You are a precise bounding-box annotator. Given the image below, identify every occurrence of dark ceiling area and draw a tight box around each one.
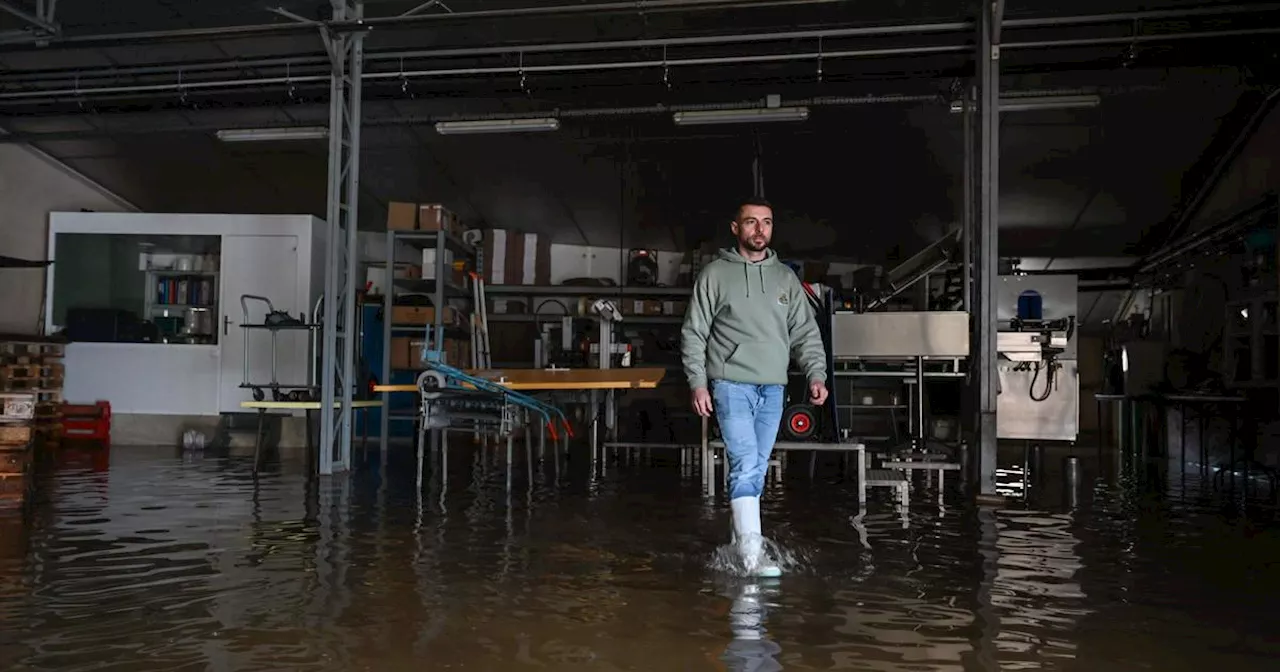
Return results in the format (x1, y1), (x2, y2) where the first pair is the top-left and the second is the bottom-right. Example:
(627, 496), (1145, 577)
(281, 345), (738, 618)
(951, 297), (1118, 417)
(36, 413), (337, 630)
(0, 0), (1278, 261)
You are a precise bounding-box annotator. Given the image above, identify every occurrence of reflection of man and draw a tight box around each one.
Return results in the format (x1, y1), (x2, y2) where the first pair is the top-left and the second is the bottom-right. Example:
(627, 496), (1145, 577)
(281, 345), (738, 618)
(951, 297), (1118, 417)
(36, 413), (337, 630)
(722, 582), (784, 672)
(681, 197), (829, 577)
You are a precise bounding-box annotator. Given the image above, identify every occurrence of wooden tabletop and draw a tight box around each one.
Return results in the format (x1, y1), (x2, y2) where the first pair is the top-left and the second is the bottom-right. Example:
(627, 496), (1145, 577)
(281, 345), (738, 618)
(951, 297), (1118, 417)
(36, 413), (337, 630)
(240, 400), (384, 410)
(373, 367), (666, 393)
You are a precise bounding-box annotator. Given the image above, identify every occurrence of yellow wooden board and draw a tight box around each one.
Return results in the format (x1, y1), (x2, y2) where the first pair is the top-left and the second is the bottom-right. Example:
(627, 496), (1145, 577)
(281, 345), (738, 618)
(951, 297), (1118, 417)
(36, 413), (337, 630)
(373, 367), (666, 393)
(239, 400), (384, 410)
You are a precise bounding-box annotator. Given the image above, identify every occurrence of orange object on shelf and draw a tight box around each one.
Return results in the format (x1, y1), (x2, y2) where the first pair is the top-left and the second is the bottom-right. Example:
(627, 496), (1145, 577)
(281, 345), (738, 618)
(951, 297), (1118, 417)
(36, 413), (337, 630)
(61, 401), (111, 446)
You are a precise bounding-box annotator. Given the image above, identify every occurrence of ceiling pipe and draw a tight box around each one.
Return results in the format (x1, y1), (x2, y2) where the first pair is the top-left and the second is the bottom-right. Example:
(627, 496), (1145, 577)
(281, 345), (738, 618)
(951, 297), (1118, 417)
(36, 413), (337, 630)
(2, 19), (1277, 104)
(0, 0), (864, 49)
(4, 3), (1280, 84)
(7, 23), (1280, 101)
(0, 45), (974, 100)
(0, 1), (1274, 55)
(0, 93), (949, 141)
(0, 22), (973, 85)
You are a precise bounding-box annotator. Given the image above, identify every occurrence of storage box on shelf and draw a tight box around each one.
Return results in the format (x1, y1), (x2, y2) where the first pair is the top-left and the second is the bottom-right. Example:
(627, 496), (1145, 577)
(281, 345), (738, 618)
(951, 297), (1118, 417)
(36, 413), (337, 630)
(479, 229), (550, 286)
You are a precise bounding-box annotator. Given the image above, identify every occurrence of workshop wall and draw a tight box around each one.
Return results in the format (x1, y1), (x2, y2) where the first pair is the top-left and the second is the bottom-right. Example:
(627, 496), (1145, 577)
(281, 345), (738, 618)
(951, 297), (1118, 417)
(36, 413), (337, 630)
(0, 143), (135, 335)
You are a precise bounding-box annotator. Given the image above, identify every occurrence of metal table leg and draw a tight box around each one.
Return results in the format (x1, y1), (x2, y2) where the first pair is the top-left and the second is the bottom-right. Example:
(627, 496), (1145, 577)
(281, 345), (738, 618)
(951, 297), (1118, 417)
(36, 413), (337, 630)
(253, 408), (266, 476)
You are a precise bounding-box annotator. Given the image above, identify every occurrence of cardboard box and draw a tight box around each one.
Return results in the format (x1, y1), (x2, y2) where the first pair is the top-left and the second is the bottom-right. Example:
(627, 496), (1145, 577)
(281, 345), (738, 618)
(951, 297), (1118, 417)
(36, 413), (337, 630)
(443, 338), (473, 367)
(419, 204), (461, 235)
(663, 300), (688, 316)
(481, 229), (551, 285)
(391, 305), (459, 326)
(387, 202), (418, 231)
(390, 336), (428, 369)
(365, 263), (422, 296)
(624, 299), (664, 316)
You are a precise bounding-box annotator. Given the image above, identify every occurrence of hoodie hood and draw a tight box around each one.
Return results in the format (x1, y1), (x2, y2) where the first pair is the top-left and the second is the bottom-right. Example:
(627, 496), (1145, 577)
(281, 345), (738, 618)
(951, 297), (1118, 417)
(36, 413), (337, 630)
(717, 246), (779, 297)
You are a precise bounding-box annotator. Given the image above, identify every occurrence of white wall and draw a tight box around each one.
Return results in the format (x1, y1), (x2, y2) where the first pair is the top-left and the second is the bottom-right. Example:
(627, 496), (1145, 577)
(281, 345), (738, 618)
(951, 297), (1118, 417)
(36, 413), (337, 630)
(0, 143), (136, 334)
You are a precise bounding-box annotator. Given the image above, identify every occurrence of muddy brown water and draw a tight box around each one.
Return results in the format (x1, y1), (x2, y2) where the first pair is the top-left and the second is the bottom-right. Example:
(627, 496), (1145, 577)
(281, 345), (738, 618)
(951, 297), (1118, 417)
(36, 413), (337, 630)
(1, 444), (1278, 671)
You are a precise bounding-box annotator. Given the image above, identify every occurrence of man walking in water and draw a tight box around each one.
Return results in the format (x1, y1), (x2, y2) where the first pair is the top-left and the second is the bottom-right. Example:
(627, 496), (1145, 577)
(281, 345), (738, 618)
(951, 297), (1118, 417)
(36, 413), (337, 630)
(681, 197), (829, 577)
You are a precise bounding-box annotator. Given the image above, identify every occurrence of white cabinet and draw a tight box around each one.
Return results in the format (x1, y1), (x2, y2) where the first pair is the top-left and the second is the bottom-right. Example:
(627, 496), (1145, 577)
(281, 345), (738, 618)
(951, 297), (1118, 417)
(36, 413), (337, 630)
(48, 213), (325, 417)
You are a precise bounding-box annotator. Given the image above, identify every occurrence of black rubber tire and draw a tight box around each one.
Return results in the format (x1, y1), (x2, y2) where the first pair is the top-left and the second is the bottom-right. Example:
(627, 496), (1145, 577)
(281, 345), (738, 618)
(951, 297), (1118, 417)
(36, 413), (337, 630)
(781, 404), (817, 441)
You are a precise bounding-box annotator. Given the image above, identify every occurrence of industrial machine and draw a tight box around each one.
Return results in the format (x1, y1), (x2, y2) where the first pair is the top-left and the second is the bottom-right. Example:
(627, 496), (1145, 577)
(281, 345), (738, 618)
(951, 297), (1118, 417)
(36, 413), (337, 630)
(532, 298), (632, 370)
(995, 275), (1079, 442)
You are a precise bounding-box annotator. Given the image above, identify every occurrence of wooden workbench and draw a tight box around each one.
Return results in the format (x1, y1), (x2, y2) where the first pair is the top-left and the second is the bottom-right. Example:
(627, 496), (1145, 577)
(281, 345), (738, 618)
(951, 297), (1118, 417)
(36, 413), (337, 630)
(239, 400), (383, 474)
(373, 367), (666, 393)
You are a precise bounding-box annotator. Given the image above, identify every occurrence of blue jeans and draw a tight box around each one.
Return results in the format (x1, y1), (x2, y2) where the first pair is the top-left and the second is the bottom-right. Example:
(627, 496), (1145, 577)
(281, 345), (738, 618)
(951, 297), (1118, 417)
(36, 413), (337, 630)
(712, 380), (785, 499)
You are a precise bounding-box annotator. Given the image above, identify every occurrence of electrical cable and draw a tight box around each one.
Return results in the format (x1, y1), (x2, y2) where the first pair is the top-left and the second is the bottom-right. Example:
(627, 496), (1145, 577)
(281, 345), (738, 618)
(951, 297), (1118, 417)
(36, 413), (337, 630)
(1029, 360), (1057, 402)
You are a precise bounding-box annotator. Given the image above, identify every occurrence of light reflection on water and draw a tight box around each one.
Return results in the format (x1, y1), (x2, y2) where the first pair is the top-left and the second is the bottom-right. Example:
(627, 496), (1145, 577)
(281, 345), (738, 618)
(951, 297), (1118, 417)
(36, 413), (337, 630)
(0, 444), (1278, 670)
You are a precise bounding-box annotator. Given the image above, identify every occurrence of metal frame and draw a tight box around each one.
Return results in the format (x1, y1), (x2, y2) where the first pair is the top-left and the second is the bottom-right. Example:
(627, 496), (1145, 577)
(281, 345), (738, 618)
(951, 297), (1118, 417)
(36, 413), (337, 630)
(0, 0), (58, 36)
(318, 0), (366, 475)
(378, 227), (477, 454)
(972, 0), (1003, 497)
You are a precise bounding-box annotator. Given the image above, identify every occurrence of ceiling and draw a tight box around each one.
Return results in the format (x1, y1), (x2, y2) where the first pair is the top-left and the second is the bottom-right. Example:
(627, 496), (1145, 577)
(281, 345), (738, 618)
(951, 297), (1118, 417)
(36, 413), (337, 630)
(0, 0), (1278, 262)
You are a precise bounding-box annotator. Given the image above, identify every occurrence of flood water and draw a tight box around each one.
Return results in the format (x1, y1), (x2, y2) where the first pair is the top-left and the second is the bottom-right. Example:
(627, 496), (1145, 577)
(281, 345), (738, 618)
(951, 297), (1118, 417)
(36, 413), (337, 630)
(2, 443), (1279, 671)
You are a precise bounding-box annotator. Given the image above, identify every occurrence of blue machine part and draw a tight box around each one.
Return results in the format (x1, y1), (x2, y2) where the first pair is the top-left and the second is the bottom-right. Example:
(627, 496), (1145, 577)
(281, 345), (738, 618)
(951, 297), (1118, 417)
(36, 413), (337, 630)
(355, 303), (418, 439)
(1017, 289), (1044, 321)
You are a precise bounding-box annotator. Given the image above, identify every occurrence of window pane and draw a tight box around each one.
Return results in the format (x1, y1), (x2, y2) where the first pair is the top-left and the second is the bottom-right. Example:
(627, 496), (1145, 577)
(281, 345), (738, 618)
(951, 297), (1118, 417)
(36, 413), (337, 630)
(51, 233), (221, 345)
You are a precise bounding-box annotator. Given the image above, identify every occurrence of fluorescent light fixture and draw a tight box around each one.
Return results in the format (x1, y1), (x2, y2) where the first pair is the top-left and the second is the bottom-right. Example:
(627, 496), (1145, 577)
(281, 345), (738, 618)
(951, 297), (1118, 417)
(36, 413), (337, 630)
(215, 126), (329, 142)
(949, 95), (1101, 114)
(434, 118), (561, 135)
(672, 106), (810, 126)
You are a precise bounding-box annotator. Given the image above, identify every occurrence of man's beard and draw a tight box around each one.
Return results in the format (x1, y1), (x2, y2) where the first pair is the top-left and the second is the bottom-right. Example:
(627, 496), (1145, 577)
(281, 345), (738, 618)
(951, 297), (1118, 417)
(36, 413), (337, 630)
(741, 237), (768, 252)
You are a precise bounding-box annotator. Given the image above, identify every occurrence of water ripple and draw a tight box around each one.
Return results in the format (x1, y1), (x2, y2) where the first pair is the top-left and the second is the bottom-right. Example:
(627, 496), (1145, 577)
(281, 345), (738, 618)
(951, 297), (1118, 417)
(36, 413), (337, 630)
(0, 446), (1278, 670)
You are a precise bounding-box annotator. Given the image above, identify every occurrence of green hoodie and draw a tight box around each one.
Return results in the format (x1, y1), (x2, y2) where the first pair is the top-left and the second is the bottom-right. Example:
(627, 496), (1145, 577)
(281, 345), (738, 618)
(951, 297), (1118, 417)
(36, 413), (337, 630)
(681, 247), (828, 390)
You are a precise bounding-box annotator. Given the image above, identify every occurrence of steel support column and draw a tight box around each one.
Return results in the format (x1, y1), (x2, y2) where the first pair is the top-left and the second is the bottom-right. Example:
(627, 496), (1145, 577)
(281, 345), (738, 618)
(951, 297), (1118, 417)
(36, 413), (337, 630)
(318, 0), (365, 475)
(973, 0), (1003, 498)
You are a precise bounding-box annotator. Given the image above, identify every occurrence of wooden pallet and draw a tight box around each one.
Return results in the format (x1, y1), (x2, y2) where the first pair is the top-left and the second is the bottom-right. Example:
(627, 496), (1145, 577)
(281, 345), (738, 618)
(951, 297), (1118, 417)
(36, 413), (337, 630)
(0, 448), (31, 474)
(1, 393), (35, 423)
(0, 472), (30, 499)
(0, 363), (64, 379)
(0, 424), (33, 446)
(0, 341), (65, 358)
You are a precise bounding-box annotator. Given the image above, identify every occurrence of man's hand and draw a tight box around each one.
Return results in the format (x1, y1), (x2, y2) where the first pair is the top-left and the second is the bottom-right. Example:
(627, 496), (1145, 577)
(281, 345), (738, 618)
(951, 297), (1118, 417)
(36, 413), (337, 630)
(692, 387), (714, 417)
(808, 381), (829, 406)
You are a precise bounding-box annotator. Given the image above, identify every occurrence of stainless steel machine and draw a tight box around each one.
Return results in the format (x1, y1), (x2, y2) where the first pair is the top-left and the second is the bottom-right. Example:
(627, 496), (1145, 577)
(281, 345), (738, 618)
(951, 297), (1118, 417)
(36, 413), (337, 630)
(831, 311), (970, 450)
(995, 275), (1079, 442)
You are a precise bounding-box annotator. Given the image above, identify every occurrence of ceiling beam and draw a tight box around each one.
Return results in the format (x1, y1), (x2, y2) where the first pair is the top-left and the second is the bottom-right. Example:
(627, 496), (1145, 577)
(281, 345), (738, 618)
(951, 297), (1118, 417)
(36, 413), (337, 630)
(0, 1), (58, 35)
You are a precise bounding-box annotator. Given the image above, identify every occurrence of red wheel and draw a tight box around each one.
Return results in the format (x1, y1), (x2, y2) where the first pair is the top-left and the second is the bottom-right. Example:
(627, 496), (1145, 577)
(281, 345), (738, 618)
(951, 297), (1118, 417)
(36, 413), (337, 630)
(782, 404), (817, 440)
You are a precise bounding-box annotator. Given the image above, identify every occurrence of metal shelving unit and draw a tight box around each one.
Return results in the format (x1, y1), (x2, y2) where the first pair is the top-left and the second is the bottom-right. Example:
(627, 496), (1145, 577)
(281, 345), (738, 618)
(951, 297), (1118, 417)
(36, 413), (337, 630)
(379, 229), (477, 448)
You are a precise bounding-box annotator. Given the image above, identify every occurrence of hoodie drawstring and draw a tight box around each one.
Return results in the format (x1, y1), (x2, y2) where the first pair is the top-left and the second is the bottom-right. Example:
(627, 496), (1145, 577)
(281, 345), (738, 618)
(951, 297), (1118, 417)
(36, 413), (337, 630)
(742, 264), (767, 298)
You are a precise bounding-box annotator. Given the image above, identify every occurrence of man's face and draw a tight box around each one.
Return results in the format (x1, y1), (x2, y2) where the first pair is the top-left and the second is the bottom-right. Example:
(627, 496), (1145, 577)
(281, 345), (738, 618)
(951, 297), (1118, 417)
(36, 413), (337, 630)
(731, 205), (773, 253)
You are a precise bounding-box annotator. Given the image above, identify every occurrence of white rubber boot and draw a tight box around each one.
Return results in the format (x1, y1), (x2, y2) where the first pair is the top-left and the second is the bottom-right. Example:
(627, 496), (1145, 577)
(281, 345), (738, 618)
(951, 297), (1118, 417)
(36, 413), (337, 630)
(730, 496), (781, 578)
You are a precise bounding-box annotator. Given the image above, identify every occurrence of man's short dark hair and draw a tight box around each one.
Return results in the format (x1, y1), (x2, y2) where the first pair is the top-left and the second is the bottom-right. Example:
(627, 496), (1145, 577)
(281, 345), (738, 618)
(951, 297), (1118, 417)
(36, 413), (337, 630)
(735, 197), (772, 222)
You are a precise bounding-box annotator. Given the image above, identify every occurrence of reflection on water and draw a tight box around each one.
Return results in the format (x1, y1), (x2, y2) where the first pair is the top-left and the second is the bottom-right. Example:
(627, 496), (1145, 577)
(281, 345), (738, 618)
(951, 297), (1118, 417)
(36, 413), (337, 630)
(1, 444), (1279, 670)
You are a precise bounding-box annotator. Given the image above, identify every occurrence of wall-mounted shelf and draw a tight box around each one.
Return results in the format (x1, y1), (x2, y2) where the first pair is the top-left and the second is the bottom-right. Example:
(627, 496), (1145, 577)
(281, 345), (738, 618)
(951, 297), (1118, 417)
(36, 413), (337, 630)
(485, 284), (691, 298)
